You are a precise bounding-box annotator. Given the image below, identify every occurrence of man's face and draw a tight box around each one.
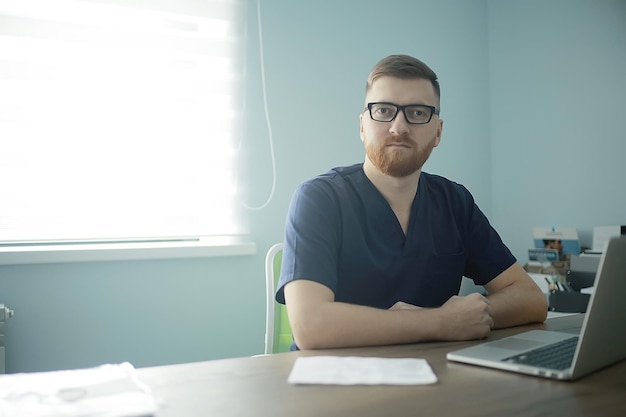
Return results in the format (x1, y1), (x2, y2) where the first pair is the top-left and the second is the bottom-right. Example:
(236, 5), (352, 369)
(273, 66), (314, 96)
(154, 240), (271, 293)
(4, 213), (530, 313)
(360, 76), (443, 178)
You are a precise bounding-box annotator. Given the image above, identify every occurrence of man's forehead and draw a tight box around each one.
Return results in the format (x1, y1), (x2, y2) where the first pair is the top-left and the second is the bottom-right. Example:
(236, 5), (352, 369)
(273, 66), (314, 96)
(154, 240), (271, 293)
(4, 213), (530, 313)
(366, 76), (437, 103)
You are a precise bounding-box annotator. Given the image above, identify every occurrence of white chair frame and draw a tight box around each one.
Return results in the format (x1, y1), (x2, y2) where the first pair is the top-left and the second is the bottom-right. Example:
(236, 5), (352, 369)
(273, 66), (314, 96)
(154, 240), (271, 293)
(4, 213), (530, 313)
(264, 243), (283, 354)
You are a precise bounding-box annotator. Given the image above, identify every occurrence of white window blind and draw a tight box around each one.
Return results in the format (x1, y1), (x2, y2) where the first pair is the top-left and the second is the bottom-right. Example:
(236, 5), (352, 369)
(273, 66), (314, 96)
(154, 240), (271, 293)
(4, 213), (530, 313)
(0, 0), (246, 244)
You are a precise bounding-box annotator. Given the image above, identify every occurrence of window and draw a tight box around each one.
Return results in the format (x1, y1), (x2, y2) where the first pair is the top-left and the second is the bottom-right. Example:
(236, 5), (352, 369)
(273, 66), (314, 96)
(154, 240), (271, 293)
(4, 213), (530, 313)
(0, 0), (247, 251)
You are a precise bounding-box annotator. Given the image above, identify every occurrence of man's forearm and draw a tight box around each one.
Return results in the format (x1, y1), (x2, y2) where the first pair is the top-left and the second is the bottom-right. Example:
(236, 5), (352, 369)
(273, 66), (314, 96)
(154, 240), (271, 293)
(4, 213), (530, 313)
(291, 301), (439, 349)
(486, 281), (548, 329)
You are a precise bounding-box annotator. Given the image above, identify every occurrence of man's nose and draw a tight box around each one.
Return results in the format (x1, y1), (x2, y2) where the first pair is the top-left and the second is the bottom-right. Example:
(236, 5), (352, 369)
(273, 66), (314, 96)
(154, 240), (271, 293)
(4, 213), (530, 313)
(389, 110), (410, 134)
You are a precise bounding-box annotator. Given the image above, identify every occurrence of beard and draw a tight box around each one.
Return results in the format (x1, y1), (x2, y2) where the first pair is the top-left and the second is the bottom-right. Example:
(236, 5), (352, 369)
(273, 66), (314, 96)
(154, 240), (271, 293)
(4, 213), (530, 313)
(365, 133), (437, 178)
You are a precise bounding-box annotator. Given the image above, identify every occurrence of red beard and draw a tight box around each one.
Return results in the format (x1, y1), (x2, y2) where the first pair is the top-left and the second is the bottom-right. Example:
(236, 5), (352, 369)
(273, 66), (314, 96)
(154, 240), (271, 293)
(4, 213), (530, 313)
(365, 133), (435, 178)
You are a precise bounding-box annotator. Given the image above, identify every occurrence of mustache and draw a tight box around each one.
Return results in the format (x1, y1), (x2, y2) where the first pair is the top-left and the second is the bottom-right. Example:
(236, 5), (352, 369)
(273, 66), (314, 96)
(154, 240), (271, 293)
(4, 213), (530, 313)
(383, 134), (413, 146)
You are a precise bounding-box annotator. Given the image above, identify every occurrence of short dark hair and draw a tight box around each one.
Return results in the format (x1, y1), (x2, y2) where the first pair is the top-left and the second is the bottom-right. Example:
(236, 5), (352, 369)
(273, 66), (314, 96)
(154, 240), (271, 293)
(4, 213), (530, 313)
(366, 54), (440, 102)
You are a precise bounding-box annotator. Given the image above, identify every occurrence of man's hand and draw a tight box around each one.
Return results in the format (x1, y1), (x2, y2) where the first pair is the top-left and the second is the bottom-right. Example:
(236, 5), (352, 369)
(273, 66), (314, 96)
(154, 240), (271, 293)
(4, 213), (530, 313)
(389, 301), (423, 311)
(389, 295), (492, 340)
(436, 293), (493, 340)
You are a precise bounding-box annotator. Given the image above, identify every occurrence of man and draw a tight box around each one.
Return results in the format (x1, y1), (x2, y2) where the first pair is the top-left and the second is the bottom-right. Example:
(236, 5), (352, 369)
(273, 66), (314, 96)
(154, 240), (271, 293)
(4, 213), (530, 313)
(276, 54), (547, 350)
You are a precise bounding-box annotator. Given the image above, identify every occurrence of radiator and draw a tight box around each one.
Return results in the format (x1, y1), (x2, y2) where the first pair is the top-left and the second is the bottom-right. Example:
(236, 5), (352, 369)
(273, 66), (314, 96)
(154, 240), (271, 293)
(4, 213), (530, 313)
(0, 304), (14, 374)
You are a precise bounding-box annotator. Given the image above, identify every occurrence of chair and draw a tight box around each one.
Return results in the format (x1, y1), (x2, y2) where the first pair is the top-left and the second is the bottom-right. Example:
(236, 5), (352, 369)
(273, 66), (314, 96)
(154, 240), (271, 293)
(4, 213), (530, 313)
(264, 243), (293, 354)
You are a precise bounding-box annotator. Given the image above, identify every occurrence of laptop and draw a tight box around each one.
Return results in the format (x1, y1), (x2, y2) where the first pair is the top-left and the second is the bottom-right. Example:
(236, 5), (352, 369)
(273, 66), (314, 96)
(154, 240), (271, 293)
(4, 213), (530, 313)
(447, 235), (626, 380)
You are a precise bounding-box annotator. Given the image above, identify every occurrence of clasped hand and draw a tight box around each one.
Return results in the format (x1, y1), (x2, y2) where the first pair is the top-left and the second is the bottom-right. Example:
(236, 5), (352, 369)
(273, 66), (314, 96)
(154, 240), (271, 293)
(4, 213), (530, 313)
(389, 293), (493, 340)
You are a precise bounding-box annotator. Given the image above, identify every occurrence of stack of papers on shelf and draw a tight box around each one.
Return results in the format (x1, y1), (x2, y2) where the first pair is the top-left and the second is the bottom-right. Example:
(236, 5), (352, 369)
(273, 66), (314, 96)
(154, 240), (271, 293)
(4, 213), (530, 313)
(287, 356), (438, 385)
(591, 225), (626, 253)
(0, 362), (157, 417)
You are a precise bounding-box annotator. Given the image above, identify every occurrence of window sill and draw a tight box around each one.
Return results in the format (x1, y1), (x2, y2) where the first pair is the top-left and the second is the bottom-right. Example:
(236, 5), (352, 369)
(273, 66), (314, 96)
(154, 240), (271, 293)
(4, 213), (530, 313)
(0, 236), (257, 265)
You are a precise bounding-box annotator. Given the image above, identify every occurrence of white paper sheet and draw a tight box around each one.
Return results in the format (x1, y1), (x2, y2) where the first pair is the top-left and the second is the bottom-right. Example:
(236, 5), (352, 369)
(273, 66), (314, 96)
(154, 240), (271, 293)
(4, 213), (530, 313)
(592, 225), (623, 252)
(0, 362), (157, 417)
(287, 356), (438, 385)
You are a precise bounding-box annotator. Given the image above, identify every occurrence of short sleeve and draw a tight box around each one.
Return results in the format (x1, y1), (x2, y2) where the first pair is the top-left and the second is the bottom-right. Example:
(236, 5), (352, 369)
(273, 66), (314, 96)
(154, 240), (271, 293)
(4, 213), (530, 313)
(275, 179), (343, 304)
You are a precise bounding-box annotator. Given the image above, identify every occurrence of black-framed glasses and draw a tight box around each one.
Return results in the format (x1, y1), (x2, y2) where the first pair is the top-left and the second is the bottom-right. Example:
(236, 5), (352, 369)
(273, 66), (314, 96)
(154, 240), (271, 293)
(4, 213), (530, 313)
(365, 102), (440, 124)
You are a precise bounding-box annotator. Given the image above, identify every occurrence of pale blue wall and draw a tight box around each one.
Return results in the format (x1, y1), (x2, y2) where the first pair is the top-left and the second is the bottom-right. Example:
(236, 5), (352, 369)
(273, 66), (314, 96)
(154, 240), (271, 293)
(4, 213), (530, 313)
(0, 0), (624, 373)
(488, 0), (626, 260)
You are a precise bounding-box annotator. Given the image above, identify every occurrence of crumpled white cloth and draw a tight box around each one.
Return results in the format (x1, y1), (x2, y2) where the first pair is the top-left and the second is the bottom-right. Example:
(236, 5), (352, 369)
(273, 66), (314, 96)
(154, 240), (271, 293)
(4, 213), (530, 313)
(0, 362), (157, 417)
(287, 356), (438, 385)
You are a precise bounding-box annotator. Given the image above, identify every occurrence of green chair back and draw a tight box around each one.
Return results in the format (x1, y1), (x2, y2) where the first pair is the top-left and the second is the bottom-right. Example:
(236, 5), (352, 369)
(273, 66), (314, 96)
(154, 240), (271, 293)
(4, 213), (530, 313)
(265, 244), (292, 353)
(272, 249), (292, 353)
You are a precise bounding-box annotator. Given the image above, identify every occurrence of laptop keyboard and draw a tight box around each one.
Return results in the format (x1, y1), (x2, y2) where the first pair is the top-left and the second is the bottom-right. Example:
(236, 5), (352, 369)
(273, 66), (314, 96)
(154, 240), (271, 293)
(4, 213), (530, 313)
(502, 336), (579, 370)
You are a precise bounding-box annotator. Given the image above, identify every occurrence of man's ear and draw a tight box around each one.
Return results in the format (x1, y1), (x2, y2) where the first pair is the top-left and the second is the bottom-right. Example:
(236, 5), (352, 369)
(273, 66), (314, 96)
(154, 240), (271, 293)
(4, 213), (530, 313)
(434, 118), (443, 147)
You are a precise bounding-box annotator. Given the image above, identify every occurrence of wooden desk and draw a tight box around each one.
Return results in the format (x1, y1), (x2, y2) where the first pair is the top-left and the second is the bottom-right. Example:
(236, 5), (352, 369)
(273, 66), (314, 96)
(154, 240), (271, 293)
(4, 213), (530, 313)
(138, 315), (626, 417)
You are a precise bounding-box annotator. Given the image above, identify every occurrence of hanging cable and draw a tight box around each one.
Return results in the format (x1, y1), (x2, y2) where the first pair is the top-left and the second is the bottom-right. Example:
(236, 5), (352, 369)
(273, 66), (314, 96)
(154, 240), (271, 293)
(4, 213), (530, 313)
(240, 0), (276, 211)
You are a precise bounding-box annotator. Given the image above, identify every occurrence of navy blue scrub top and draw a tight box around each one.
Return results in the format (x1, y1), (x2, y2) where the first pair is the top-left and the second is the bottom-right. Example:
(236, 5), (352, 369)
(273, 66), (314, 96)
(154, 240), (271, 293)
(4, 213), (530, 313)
(276, 164), (515, 310)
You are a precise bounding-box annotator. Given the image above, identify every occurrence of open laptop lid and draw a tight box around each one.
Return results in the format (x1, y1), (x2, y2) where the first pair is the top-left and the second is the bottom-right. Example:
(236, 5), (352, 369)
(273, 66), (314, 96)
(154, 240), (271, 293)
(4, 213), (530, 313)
(570, 235), (626, 379)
